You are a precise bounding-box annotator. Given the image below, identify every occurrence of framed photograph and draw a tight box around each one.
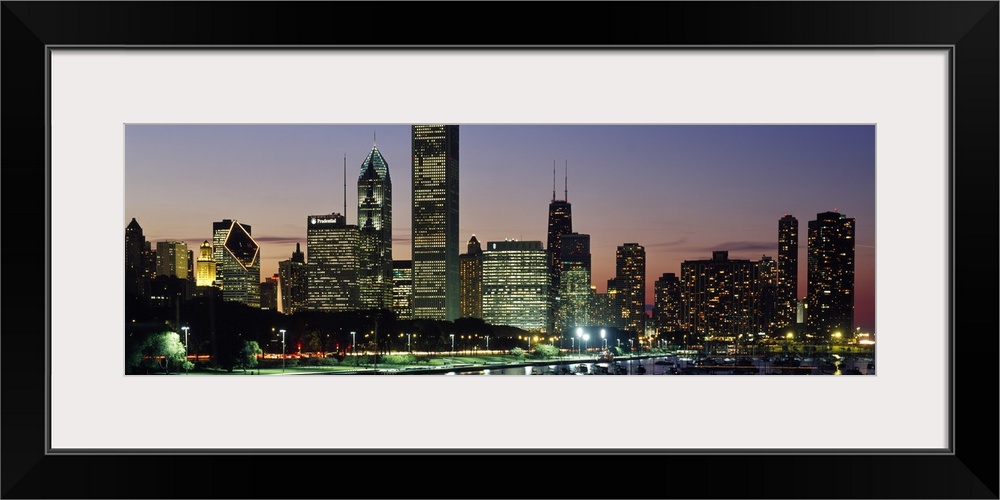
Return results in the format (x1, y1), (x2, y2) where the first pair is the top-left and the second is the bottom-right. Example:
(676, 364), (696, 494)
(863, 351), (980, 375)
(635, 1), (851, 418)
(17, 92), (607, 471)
(3, 2), (996, 498)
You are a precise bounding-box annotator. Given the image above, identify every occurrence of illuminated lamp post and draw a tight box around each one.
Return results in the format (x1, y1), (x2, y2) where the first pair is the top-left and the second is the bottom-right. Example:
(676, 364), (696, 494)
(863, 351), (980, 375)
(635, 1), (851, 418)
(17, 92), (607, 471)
(600, 329), (607, 350)
(351, 331), (357, 367)
(575, 328), (583, 355)
(280, 329), (286, 373)
(583, 333), (590, 357)
(181, 326), (189, 374)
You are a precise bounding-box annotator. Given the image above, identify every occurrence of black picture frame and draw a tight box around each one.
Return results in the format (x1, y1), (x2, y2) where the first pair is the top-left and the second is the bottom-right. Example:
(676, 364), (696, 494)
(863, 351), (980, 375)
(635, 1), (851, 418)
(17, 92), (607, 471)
(3, 2), (997, 499)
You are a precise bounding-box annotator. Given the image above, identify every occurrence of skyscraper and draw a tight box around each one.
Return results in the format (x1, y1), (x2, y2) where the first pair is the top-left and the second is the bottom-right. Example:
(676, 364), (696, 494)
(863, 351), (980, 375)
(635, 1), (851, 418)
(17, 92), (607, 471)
(482, 240), (549, 332)
(357, 142), (392, 310)
(195, 240), (217, 287)
(680, 251), (755, 342)
(305, 213), (359, 312)
(212, 219), (261, 307)
(776, 215), (799, 329)
(392, 260), (414, 320)
(653, 273), (681, 337)
(459, 235), (484, 319)
(411, 125), (459, 320)
(807, 211), (855, 339)
(260, 274), (280, 311)
(556, 232), (591, 333)
(615, 243), (646, 334)
(155, 241), (189, 280)
(125, 218), (147, 297)
(546, 161), (573, 332)
(278, 243), (307, 315)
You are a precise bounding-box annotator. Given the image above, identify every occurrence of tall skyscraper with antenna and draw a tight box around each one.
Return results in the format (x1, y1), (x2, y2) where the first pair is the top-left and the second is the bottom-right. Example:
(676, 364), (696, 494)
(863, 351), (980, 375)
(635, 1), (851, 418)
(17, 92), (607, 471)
(547, 160), (572, 334)
(412, 125), (460, 320)
(357, 139), (392, 310)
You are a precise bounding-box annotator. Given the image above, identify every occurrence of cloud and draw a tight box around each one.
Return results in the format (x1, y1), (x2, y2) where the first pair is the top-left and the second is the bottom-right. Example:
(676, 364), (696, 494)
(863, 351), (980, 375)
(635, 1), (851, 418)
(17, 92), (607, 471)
(644, 238), (687, 248)
(692, 241), (775, 253)
(249, 235), (303, 244)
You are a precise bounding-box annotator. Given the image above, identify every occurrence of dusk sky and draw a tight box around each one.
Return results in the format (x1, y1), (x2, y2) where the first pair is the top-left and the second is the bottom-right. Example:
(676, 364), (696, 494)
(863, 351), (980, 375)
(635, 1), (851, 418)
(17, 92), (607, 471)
(124, 124), (876, 331)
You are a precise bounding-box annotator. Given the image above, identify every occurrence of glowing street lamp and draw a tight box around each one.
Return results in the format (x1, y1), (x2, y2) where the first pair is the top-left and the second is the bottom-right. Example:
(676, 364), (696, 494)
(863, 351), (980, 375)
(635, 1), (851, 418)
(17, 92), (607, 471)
(406, 333), (412, 352)
(280, 329), (286, 373)
(575, 328), (583, 354)
(583, 333), (590, 356)
(600, 329), (606, 350)
(485, 335), (490, 352)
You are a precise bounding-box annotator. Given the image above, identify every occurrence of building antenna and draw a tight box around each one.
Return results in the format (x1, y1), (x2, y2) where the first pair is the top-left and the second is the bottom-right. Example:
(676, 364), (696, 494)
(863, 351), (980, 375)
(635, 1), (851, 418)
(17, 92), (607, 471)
(564, 159), (568, 201)
(552, 159), (556, 202)
(343, 154), (347, 220)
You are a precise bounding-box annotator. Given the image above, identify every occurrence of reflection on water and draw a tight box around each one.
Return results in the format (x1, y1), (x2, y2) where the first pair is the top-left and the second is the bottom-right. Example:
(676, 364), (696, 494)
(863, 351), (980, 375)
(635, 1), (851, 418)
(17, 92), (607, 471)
(446, 355), (876, 376)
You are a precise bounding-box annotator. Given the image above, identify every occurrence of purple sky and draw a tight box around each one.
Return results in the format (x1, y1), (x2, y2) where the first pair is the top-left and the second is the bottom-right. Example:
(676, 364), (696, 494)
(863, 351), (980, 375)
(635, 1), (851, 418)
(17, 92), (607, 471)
(124, 124), (877, 331)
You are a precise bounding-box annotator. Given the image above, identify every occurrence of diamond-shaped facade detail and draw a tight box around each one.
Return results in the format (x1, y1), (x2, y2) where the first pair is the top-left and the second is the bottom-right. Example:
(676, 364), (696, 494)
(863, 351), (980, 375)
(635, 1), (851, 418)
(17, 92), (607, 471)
(224, 222), (259, 270)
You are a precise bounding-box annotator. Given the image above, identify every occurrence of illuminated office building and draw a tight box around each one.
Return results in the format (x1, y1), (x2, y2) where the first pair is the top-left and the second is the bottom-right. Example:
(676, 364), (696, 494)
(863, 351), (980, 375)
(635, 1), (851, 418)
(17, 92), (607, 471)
(305, 213), (359, 312)
(392, 260), (413, 320)
(357, 143), (393, 310)
(212, 219), (261, 307)
(807, 211), (855, 339)
(155, 241), (189, 280)
(195, 241), (217, 287)
(411, 125), (460, 320)
(482, 240), (549, 332)
(556, 232), (590, 333)
(459, 235), (483, 319)
(615, 243), (646, 334)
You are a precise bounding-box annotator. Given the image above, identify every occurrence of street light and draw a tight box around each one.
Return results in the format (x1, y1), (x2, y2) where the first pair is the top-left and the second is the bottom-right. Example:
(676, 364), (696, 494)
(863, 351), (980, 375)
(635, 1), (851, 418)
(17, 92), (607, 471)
(350, 331), (357, 367)
(600, 329), (606, 350)
(485, 335), (490, 353)
(575, 328), (583, 354)
(406, 333), (411, 352)
(181, 326), (189, 374)
(280, 329), (286, 373)
(583, 333), (590, 356)
(450, 334), (455, 355)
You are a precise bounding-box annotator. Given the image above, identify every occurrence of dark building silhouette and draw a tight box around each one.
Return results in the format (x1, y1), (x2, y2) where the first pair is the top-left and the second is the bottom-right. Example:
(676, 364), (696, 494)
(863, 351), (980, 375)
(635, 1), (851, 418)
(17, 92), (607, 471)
(411, 125), (460, 320)
(776, 214), (799, 329)
(278, 243), (307, 314)
(357, 142), (393, 310)
(546, 161), (573, 333)
(807, 211), (855, 340)
(654, 272), (681, 337)
(125, 218), (148, 297)
(459, 235), (484, 319)
(260, 274), (280, 311)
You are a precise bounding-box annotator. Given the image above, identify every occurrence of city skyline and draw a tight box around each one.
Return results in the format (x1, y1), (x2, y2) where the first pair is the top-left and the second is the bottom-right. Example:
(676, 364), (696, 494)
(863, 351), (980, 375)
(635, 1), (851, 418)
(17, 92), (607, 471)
(124, 124), (876, 331)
